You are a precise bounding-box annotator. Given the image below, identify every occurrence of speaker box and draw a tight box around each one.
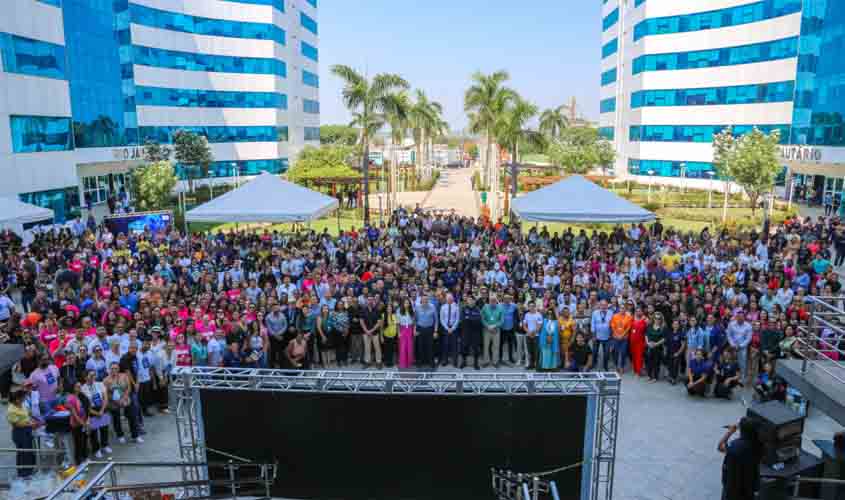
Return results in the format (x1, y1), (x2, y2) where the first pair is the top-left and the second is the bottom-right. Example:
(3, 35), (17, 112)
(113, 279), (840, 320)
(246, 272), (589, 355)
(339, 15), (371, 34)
(748, 401), (806, 466)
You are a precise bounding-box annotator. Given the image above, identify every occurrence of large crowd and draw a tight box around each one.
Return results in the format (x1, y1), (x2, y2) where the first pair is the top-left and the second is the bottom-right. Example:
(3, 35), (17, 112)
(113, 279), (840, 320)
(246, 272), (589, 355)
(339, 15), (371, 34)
(0, 204), (844, 476)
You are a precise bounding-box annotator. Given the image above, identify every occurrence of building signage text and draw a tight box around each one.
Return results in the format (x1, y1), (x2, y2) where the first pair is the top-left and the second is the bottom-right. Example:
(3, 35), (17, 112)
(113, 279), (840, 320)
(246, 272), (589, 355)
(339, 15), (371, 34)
(780, 145), (823, 163)
(112, 147), (144, 161)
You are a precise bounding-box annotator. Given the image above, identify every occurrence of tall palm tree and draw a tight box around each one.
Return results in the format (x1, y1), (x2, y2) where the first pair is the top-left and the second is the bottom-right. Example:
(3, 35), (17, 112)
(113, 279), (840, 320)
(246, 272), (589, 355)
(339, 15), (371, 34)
(385, 91), (412, 211)
(539, 106), (569, 139)
(410, 90), (441, 170)
(495, 96), (541, 200)
(331, 64), (409, 224)
(464, 70), (516, 188)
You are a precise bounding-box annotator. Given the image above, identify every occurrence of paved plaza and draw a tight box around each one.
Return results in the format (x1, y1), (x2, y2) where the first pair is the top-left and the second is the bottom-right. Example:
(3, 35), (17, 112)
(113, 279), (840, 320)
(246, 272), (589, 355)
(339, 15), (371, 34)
(0, 369), (838, 500)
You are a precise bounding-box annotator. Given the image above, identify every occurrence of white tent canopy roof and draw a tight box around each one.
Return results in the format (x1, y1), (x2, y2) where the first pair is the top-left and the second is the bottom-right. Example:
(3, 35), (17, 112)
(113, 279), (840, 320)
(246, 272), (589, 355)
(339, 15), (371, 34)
(511, 175), (656, 223)
(185, 172), (339, 223)
(0, 197), (54, 226)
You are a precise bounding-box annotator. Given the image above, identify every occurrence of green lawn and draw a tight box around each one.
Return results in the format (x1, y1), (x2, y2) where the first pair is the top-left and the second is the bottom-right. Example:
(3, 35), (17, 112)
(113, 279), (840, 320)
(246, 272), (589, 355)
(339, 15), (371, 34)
(187, 209), (365, 236)
(521, 153), (551, 165)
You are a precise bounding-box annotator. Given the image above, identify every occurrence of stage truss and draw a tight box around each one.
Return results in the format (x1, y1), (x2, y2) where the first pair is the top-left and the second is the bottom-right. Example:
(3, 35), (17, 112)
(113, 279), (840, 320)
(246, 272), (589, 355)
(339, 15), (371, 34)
(172, 368), (621, 500)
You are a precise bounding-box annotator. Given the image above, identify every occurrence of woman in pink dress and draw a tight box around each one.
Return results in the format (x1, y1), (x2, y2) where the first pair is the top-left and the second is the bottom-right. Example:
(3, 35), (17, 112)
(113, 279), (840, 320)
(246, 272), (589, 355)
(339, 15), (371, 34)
(397, 299), (415, 369)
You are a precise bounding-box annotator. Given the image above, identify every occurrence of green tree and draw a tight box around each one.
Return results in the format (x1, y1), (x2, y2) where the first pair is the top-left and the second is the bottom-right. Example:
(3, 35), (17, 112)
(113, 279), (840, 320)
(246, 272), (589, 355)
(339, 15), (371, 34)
(468, 143), (480, 159)
(465, 70), (516, 187)
(287, 145), (360, 184)
(173, 130), (213, 194)
(385, 91), (412, 209)
(410, 90), (443, 168)
(331, 64), (409, 224)
(595, 139), (617, 175)
(539, 106), (569, 139)
(546, 126), (606, 174)
(714, 127), (781, 213)
(131, 161), (178, 211)
(494, 95), (541, 198)
(143, 140), (171, 163)
(320, 124), (359, 146)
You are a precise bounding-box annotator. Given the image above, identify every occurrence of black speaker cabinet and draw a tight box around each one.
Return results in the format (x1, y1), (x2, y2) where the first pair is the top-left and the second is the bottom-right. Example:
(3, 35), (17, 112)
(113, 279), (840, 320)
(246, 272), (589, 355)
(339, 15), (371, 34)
(748, 401), (806, 466)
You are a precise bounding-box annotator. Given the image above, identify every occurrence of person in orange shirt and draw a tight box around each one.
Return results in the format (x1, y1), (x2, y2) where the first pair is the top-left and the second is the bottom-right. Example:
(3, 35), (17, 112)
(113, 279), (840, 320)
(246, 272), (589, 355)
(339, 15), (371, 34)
(609, 303), (634, 375)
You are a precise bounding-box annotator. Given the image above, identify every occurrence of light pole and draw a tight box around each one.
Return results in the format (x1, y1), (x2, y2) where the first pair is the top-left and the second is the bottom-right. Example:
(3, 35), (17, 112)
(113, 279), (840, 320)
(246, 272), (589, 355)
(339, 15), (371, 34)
(231, 162), (239, 189)
(647, 169), (655, 203)
(706, 171), (715, 209)
(680, 162), (687, 194)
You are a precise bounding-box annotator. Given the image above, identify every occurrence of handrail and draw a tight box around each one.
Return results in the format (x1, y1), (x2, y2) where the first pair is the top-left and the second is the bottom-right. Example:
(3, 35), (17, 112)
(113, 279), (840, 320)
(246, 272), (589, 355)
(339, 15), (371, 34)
(792, 475), (845, 497)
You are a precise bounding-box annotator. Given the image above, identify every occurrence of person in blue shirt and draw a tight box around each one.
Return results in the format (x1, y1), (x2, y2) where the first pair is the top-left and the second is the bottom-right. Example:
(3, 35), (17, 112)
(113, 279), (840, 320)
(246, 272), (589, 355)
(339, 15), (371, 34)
(119, 286), (139, 314)
(590, 301), (613, 371)
(499, 294), (518, 365)
(706, 314), (727, 364)
(687, 348), (713, 397)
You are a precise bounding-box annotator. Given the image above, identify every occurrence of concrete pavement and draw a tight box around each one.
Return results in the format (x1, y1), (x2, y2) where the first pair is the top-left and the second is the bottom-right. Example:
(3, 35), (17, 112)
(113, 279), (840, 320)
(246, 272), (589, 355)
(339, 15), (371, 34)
(417, 167), (479, 218)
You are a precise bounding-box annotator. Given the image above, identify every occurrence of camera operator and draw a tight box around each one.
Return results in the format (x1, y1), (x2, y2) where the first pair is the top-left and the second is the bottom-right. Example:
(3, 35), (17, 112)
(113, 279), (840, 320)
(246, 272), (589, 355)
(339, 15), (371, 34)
(719, 417), (761, 500)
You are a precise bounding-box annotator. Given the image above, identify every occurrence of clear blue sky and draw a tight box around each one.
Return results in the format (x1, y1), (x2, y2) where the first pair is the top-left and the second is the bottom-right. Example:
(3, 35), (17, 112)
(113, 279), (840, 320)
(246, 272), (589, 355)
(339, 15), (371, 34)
(317, 0), (601, 131)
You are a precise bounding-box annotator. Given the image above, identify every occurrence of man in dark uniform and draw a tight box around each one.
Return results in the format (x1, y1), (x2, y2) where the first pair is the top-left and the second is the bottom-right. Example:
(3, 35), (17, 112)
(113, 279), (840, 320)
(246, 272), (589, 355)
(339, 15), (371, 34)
(719, 417), (760, 500)
(460, 296), (482, 369)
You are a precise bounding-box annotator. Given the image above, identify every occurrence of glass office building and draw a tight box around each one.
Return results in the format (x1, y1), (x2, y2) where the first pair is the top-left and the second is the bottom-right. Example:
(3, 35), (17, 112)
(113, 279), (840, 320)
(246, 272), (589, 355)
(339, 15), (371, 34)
(601, 0), (845, 202)
(0, 0), (318, 221)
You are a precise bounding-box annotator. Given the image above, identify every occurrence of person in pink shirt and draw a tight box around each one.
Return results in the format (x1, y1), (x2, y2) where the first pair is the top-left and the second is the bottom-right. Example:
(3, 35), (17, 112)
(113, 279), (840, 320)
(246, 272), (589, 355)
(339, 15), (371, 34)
(48, 329), (70, 369)
(38, 319), (59, 346)
(28, 355), (60, 403)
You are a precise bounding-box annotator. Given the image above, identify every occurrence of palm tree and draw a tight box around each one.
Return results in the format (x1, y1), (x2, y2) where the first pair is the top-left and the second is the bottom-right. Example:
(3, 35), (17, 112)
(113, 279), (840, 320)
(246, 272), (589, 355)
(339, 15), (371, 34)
(385, 91), (412, 211)
(539, 106), (570, 139)
(464, 70), (516, 188)
(410, 90), (441, 170)
(495, 96), (541, 201)
(331, 64), (409, 224)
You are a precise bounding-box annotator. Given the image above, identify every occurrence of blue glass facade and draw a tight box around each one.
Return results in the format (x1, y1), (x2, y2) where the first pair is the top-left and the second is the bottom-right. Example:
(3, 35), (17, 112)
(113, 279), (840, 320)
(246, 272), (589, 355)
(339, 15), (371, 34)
(220, 0), (284, 11)
(628, 159), (716, 178)
(0, 33), (66, 80)
(133, 46), (287, 76)
(598, 127), (614, 140)
(600, 97), (616, 113)
(177, 158), (289, 179)
(136, 86), (287, 109)
(601, 68), (616, 86)
(633, 37), (797, 74)
(36, 0), (62, 6)
(19, 187), (80, 223)
(602, 38), (618, 58)
(139, 126), (284, 144)
(304, 127), (320, 141)
(303, 99), (320, 114)
(303, 69), (319, 87)
(602, 8), (619, 31)
(631, 81), (795, 108)
(629, 124), (791, 143)
(791, 0), (845, 146)
(306, 0), (317, 7)
(129, 4), (286, 46)
(635, 0), (646, 6)
(63, 0), (138, 148)
(634, 0), (803, 41)
(9, 116), (73, 153)
(301, 41), (318, 62)
(278, 126), (289, 142)
(300, 12), (318, 35)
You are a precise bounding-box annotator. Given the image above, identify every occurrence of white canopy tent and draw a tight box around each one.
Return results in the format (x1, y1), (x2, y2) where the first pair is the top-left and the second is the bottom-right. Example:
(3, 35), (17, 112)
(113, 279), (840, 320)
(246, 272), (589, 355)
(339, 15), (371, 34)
(0, 197), (54, 235)
(185, 171), (339, 223)
(511, 175), (656, 223)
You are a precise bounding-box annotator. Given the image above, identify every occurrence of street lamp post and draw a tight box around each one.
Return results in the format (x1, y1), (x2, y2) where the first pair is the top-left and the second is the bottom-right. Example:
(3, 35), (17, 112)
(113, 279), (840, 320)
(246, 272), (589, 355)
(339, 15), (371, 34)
(706, 171), (715, 209)
(647, 169), (656, 203)
(231, 162), (239, 189)
(680, 162), (687, 194)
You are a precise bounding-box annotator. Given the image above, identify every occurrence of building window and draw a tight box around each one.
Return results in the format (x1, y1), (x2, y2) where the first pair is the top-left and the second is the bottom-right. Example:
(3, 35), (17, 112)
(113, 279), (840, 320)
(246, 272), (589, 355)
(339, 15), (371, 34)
(631, 81), (795, 108)
(278, 126), (289, 142)
(306, 0), (317, 7)
(133, 45), (287, 77)
(129, 4), (286, 46)
(9, 116), (73, 153)
(177, 158), (289, 179)
(628, 159), (716, 179)
(81, 173), (131, 206)
(600, 98), (616, 114)
(601, 68), (616, 86)
(139, 126), (283, 144)
(301, 41), (318, 62)
(632, 37), (798, 74)
(602, 38), (618, 58)
(303, 99), (320, 114)
(300, 12), (318, 35)
(36, 0), (62, 7)
(136, 87), (287, 109)
(602, 8), (619, 31)
(0, 33), (67, 80)
(19, 187), (80, 223)
(628, 124), (790, 143)
(304, 127), (320, 141)
(303, 70), (319, 88)
(598, 127), (614, 140)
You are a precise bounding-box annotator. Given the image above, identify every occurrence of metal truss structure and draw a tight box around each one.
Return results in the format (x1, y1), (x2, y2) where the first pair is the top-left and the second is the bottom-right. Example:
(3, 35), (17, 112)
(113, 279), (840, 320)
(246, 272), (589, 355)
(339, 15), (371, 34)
(171, 367), (621, 500)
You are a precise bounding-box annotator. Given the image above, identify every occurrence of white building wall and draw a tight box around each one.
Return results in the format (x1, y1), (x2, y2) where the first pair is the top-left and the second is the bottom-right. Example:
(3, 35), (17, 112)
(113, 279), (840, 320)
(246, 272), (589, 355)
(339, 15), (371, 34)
(602, 0), (802, 178)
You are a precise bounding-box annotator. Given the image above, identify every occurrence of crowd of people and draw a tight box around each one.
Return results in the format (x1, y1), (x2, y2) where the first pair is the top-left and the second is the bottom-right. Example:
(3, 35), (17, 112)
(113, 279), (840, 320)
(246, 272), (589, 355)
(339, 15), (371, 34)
(0, 203), (843, 476)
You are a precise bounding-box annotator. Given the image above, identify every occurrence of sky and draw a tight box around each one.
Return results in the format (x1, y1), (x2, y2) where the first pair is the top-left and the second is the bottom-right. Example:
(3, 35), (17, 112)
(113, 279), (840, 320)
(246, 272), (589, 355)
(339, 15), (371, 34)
(317, 0), (601, 132)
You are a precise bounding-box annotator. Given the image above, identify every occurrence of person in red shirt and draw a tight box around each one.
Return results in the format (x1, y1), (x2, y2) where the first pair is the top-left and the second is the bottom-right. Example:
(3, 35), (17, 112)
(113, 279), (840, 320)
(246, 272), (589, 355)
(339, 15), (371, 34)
(629, 308), (648, 377)
(48, 328), (70, 369)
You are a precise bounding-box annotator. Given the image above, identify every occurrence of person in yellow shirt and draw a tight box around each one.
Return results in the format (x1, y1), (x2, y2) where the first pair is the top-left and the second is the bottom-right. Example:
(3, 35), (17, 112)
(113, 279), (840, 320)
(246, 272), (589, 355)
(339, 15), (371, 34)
(7, 390), (35, 477)
(557, 307), (576, 360)
(661, 247), (681, 273)
(610, 303), (634, 375)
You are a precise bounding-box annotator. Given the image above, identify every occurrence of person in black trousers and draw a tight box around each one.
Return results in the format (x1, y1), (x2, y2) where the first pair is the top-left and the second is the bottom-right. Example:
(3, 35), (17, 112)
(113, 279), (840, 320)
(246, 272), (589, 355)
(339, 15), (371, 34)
(645, 314), (666, 382)
(460, 297), (483, 369)
(665, 319), (686, 384)
(7, 390), (35, 478)
(834, 228), (845, 267)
